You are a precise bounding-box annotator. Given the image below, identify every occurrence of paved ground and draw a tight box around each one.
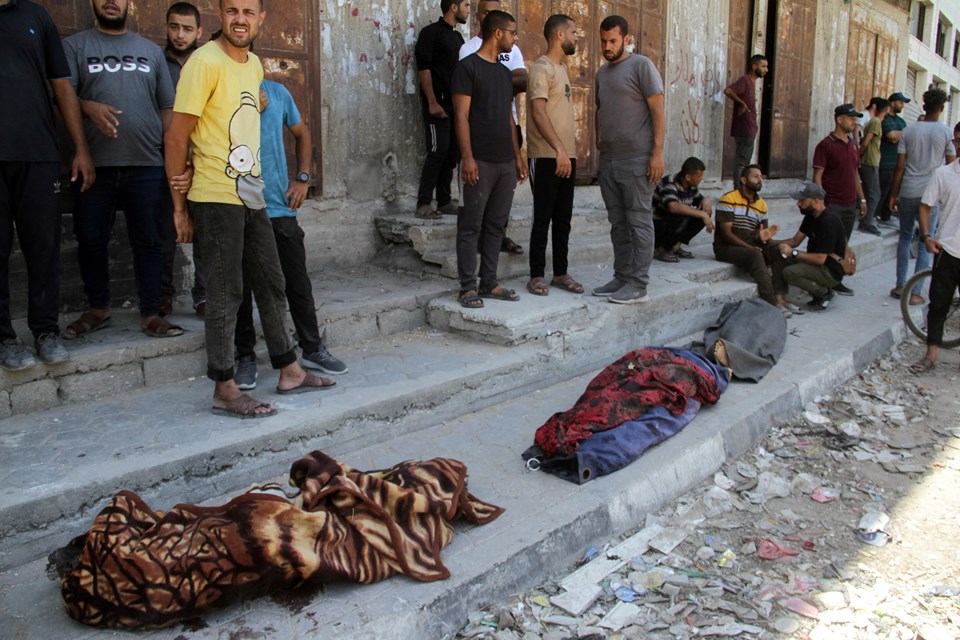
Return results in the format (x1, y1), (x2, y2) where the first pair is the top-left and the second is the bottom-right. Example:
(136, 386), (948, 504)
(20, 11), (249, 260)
(0, 245), (924, 639)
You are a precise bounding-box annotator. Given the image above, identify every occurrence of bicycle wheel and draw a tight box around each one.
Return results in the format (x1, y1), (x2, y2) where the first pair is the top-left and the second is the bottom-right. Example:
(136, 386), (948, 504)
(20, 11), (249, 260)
(901, 268), (960, 348)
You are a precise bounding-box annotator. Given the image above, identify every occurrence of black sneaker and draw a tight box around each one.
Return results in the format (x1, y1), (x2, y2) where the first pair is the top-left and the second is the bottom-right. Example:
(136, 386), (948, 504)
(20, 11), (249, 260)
(807, 296), (831, 312)
(302, 345), (348, 375)
(235, 354), (258, 390)
(832, 283), (853, 296)
(35, 333), (69, 365)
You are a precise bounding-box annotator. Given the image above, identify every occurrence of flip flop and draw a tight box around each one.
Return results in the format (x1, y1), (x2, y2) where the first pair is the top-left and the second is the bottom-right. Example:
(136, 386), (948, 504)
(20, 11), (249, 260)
(276, 372), (336, 395)
(479, 285), (519, 301)
(551, 275), (584, 294)
(527, 277), (549, 296)
(64, 310), (112, 340)
(909, 357), (936, 374)
(211, 394), (277, 419)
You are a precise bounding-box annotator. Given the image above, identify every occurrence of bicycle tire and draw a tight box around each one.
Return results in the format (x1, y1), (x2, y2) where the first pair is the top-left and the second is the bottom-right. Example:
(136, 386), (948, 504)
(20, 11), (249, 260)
(901, 268), (960, 349)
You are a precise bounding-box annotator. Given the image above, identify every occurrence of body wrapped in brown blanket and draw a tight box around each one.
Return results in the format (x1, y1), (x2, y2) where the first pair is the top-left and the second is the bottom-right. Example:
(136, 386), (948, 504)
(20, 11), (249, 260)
(54, 451), (504, 629)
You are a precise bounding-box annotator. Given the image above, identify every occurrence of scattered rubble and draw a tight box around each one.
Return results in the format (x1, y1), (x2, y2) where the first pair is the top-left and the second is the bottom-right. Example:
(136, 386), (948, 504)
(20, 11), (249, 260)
(455, 343), (960, 639)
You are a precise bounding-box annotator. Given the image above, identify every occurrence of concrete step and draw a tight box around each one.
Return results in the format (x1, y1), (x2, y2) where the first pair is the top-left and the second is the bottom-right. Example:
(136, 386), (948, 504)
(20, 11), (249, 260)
(426, 226), (898, 346)
(0, 252), (913, 640)
(0, 222), (897, 570)
(0, 267), (452, 418)
(424, 231), (614, 280)
(375, 207), (610, 259)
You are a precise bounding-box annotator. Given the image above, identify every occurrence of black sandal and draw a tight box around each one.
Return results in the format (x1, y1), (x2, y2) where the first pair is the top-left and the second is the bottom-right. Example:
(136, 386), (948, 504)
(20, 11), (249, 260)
(501, 237), (524, 255)
(458, 290), (484, 308)
(479, 285), (519, 301)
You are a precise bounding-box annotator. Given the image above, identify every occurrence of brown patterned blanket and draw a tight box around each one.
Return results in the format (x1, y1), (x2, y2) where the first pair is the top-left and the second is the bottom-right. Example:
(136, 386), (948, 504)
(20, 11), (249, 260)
(54, 451), (503, 629)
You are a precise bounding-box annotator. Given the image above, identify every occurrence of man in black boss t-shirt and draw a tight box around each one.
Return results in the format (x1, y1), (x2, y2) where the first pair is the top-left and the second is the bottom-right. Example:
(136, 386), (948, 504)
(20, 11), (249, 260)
(451, 10), (527, 308)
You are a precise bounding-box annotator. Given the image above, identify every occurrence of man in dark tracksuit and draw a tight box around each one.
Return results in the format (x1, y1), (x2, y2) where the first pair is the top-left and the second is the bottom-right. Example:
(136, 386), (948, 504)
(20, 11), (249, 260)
(413, 0), (466, 219)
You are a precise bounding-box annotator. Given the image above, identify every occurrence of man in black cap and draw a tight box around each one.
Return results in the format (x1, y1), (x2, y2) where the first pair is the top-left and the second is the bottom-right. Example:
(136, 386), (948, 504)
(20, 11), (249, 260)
(878, 92), (911, 226)
(812, 103), (866, 296)
(776, 182), (849, 312)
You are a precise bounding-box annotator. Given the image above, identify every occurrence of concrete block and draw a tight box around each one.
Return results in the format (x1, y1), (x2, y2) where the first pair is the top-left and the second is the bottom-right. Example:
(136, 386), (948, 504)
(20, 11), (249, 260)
(143, 351), (206, 386)
(9, 379), (60, 414)
(59, 363), (144, 403)
(377, 307), (425, 337)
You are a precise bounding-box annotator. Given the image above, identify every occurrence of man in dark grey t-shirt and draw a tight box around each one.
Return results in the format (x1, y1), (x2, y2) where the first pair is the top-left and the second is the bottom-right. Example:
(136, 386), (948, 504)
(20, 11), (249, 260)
(451, 10), (527, 308)
(592, 15), (665, 304)
(63, 0), (181, 340)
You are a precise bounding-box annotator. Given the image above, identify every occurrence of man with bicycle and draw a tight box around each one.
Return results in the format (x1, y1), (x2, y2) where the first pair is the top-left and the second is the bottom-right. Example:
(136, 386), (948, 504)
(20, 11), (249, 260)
(910, 122), (960, 373)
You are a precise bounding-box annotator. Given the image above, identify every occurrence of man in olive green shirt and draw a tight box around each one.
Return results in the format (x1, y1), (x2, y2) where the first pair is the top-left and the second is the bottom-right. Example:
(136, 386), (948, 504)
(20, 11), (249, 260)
(858, 96), (889, 235)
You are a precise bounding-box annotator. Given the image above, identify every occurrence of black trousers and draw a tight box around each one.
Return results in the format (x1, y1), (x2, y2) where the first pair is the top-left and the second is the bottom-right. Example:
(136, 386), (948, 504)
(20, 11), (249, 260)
(528, 157), (575, 278)
(654, 213), (705, 251)
(416, 107), (459, 209)
(235, 216), (322, 359)
(927, 249), (960, 347)
(0, 161), (62, 339)
(878, 167), (896, 221)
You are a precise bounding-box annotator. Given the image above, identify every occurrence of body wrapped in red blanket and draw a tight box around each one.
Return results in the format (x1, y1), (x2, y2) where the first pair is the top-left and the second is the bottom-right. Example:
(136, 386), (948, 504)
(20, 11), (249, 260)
(54, 452), (503, 629)
(534, 348), (724, 457)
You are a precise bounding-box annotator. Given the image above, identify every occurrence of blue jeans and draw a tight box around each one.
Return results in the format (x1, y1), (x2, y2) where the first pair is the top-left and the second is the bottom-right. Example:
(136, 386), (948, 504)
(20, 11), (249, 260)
(896, 197), (939, 295)
(71, 166), (165, 317)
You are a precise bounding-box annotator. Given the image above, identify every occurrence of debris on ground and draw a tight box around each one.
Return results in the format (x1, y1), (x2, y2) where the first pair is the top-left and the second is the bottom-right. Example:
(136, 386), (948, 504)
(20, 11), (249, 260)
(455, 343), (960, 639)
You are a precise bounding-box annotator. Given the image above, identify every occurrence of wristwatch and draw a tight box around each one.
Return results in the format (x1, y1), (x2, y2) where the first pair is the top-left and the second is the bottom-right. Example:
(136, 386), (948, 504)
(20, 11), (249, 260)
(919, 232), (929, 242)
(296, 172), (310, 183)
(791, 249), (799, 258)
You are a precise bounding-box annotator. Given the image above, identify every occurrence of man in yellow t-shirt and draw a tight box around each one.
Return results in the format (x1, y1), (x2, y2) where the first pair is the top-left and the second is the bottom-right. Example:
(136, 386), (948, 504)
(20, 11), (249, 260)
(164, 0), (334, 419)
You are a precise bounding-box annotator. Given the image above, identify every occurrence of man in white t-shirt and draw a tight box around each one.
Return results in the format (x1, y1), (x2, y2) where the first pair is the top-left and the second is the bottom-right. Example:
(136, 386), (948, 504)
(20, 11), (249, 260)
(910, 122), (960, 373)
(459, 0), (527, 255)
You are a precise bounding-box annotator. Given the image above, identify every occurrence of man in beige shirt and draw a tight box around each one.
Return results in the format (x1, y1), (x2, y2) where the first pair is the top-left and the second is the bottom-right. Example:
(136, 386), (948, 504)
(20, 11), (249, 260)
(525, 14), (582, 296)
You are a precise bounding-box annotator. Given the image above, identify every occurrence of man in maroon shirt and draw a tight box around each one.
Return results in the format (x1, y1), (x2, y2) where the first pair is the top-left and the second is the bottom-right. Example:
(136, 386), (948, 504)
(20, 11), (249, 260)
(724, 54), (767, 186)
(812, 103), (867, 296)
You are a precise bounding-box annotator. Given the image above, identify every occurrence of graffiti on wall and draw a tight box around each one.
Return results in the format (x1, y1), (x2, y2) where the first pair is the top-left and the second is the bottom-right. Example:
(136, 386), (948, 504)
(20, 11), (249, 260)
(668, 48), (724, 146)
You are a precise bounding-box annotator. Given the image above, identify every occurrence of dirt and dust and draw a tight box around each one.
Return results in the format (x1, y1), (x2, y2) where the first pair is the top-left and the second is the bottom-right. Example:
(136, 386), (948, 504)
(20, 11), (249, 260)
(455, 341), (960, 640)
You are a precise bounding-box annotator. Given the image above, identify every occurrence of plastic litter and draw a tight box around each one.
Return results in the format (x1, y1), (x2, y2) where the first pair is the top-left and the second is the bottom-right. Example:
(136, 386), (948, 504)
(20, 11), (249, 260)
(756, 538), (800, 560)
(811, 486), (840, 503)
(857, 511), (889, 533)
(779, 597), (819, 619)
(575, 546), (599, 566)
(856, 530), (889, 547)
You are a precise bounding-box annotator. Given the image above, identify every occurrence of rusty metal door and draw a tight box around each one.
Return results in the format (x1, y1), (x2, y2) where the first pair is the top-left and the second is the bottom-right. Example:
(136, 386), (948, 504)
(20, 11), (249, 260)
(722, 0), (754, 180)
(40, 0), (323, 190)
(764, 0), (816, 179)
(516, 0), (664, 180)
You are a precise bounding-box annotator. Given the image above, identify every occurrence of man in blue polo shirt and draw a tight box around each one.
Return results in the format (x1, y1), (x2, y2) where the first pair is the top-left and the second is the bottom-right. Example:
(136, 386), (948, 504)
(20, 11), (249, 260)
(231, 79), (347, 391)
(0, 0), (94, 370)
